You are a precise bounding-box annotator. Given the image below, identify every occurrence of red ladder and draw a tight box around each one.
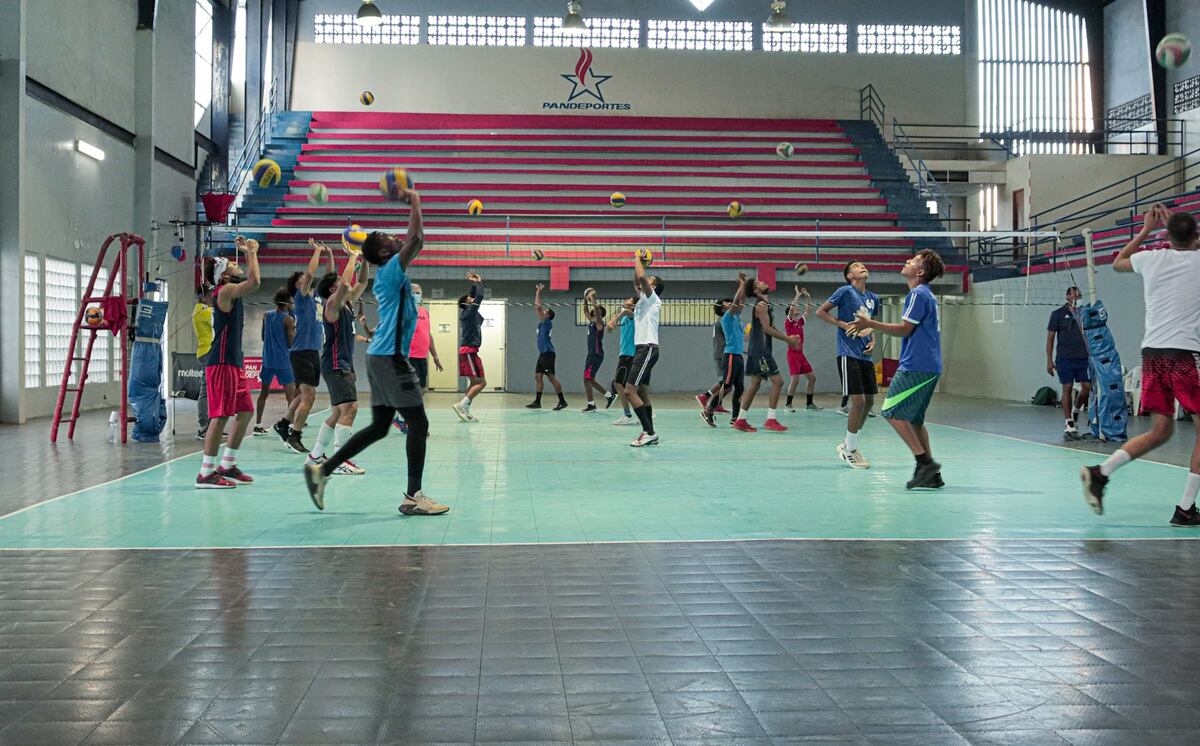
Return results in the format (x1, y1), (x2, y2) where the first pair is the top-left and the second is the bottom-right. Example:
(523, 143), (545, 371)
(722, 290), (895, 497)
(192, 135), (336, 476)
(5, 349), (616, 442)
(50, 233), (146, 443)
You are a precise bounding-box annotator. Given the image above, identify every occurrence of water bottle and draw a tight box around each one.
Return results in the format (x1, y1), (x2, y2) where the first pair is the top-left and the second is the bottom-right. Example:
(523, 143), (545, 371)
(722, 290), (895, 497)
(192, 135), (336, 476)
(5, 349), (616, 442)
(107, 412), (119, 443)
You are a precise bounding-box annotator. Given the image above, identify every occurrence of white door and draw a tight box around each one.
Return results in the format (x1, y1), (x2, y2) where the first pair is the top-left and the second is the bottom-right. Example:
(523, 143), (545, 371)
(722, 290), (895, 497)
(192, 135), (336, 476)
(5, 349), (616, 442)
(426, 301), (459, 392)
(477, 300), (506, 391)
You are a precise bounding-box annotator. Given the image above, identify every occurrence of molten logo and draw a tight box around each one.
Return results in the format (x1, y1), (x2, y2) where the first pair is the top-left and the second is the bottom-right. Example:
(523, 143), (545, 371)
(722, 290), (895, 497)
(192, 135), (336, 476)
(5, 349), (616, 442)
(546, 48), (630, 111)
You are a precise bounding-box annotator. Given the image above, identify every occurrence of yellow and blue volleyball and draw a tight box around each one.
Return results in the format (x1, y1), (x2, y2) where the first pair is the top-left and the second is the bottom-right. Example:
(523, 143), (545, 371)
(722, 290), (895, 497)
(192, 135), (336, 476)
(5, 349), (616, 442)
(85, 307), (104, 326)
(307, 183), (329, 204)
(531, 248), (545, 261)
(610, 192), (627, 208)
(636, 248), (653, 267)
(360, 90), (375, 106)
(379, 168), (414, 201)
(1156, 33), (1191, 69)
(252, 158), (282, 187)
(341, 224), (368, 254)
(794, 262), (809, 276)
(467, 199), (484, 216)
(727, 200), (744, 218)
(775, 141), (795, 159)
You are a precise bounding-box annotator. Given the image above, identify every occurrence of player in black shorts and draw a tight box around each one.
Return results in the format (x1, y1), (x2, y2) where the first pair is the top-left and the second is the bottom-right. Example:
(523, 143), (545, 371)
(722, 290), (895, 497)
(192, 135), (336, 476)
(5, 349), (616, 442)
(605, 297), (638, 425)
(527, 283), (567, 410)
(581, 288), (607, 412)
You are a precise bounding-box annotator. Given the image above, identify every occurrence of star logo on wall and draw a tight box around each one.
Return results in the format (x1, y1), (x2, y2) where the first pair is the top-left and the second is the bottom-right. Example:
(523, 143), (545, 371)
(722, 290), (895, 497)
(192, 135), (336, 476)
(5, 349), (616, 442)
(561, 48), (612, 103)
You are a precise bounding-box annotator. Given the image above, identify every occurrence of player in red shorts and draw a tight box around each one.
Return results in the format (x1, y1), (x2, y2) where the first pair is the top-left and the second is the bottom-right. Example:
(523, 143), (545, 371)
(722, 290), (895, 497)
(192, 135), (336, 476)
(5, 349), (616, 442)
(1082, 205), (1200, 525)
(197, 237), (261, 488)
(453, 271), (486, 422)
(784, 285), (821, 412)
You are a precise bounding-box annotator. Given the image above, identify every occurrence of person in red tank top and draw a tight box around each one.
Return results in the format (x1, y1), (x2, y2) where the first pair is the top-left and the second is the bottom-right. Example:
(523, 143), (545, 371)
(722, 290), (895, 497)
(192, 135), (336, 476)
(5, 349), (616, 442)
(785, 286), (821, 412)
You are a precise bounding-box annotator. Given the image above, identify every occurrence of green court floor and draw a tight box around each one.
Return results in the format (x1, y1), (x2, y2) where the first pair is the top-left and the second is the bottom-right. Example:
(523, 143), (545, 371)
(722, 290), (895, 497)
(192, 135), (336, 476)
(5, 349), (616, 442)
(0, 404), (1192, 549)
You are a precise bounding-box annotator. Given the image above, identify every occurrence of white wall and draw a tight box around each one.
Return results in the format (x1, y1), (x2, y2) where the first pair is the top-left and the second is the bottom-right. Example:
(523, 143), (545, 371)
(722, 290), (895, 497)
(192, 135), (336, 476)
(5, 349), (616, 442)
(291, 42), (973, 124)
(153, 0), (198, 163)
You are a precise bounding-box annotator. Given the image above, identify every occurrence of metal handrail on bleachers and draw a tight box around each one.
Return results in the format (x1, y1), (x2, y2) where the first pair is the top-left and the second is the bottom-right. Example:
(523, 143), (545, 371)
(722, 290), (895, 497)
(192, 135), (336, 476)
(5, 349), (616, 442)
(226, 77), (279, 206)
(858, 85), (951, 221)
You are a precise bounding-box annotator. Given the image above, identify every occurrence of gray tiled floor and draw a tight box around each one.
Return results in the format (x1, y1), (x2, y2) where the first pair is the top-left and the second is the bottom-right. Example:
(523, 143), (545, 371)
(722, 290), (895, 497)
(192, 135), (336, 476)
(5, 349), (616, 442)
(1, 541), (1200, 744)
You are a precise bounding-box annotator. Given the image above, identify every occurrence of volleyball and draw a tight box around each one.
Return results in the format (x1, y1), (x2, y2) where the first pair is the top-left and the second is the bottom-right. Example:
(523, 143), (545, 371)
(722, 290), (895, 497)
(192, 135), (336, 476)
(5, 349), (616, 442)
(637, 248), (654, 267)
(360, 90), (375, 106)
(1156, 33), (1191, 69)
(307, 183), (329, 204)
(342, 224), (368, 254)
(610, 192), (627, 208)
(467, 199), (484, 216)
(252, 158), (282, 187)
(727, 200), (744, 218)
(379, 168), (414, 201)
(531, 248), (545, 261)
(776, 142), (795, 159)
(794, 262), (808, 275)
(85, 307), (103, 326)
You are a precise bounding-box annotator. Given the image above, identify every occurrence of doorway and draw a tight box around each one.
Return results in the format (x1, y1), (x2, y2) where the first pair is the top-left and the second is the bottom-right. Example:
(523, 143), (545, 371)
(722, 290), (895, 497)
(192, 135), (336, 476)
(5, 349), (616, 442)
(424, 299), (507, 392)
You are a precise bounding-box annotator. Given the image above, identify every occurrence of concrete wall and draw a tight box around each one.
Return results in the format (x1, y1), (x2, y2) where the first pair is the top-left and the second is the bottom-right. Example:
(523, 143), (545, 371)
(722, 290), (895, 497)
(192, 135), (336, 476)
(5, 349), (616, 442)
(1103, 0), (1151, 113)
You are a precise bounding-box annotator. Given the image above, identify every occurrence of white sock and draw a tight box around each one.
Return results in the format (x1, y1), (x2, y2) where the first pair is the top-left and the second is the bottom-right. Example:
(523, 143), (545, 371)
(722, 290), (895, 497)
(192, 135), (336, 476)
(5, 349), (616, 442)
(309, 423), (334, 459)
(219, 446), (238, 469)
(1180, 473), (1200, 511)
(845, 431), (859, 451)
(588, 400), (595, 406)
(1099, 449), (1132, 477)
(333, 424), (352, 452)
(767, 408), (777, 420)
(458, 396), (470, 408)
(200, 454), (217, 477)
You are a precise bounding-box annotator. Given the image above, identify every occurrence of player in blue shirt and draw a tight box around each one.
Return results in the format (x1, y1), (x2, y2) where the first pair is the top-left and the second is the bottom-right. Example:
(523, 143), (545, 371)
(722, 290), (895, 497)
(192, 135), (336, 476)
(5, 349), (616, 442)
(526, 283), (568, 410)
(304, 186), (449, 516)
(850, 249), (946, 490)
(274, 240), (335, 455)
(702, 272), (749, 428)
(253, 288), (297, 435)
(817, 261), (880, 470)
(581, 288), (607, 412)
(605, 297), (638, 424)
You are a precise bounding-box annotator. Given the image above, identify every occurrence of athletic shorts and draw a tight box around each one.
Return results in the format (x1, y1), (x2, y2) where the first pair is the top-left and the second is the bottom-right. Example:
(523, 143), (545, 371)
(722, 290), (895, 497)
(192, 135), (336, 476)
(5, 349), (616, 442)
(535, 351), (556, 376)
(410, 357), (429, 389)
(584, 354), (604, 381)
(747, 353), (781, 380)
(290, 349), (321, 388)
(206, 364), (253, 419)
(613, 355), (634, 387)
(366, 355), (424, 410)
(458, 347), (484, 379)
(882, 370), (940, 427)
(721, 353), (745, 388)
(839, 356), (878, 397)
(630, 344), (660, 386)
(1056, 356), (1090, 385)
(1140, 348), (1200, 417)
(322, 368), (358, 406)
(787, 350), (813, 376)
(259, 367), (295, 388)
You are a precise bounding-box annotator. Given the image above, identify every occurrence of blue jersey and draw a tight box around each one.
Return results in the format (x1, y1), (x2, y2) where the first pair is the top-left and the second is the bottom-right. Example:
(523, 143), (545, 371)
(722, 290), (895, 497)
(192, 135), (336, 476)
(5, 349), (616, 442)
(208, 286), (244, 367)
(291, 289), (323, 351)
(720, 310), (745, 355)
(619, 315), (635, 356)
(586, 319), (604, 356)
(536, 318), (554, 354)
(827, 284), (880, 360)
(367, 254), (418, 358)
(899, 284), (941, 373)
(261, 310), (291, 369)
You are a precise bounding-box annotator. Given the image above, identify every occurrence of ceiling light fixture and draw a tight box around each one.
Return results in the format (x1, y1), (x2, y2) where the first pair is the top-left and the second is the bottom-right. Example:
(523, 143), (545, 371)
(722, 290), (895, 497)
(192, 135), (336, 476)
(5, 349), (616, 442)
(75, 140), (105, 161)
(765, 1), (792, 32)
(561, 1), (588, 35)
(354, 0), (383, 27)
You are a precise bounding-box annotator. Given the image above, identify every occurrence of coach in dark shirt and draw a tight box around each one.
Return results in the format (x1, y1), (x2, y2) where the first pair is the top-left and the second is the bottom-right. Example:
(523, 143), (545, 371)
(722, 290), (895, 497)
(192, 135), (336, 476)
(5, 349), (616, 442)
(1046, 286), (1091, 438)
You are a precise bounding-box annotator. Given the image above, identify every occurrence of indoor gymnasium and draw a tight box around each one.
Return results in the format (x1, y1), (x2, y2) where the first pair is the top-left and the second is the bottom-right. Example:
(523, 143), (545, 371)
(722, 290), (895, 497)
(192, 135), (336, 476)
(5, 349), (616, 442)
(2, 0), (1200, 743)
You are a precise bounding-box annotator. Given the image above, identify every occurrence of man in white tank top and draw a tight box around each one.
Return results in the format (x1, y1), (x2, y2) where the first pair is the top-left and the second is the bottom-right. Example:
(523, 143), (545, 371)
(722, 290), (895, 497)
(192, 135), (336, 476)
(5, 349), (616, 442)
(626, 253), (664, 447)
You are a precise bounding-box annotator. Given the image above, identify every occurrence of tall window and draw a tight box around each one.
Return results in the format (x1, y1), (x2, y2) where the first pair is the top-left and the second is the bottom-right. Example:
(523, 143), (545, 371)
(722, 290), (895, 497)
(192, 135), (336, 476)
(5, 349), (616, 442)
(978, 0), (1094, 154)
(428, 16), (526, 47)
(231, 0), (246, 87)
(533, 17), (639, 48)
(647, 20), (753, 51)
(44, 259), (77, 387)
(24, 256), (41, 389)
(195, 0), (213, 126)
(978, 185), (1000, 230)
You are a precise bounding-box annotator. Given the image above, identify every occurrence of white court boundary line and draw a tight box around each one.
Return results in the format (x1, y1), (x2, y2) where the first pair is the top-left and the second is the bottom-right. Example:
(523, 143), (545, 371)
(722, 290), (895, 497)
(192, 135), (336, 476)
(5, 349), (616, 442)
(0, 410), (1191, 550)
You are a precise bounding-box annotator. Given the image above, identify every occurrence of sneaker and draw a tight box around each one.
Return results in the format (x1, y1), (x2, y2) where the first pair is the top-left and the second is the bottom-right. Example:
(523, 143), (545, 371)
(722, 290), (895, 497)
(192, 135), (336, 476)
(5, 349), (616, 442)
(837, 443), (871, 469)
(785, 405), (797, 413)
(465, 411), (479, 422)
(452, 402), (470, 421)
(332, 460), (365, 476)
(1170, 505), (1200, 527)
(582, 404), (597, 413)
(1064, 421), (1079, 440)
(613, 415), (637, 426)
(836, 407), (849, 417)
(932, 472), (946, 489)
(700, 409), (716, 428)
(630, 432), (660, 447)
(216, 465), (253, 484)
(1080, 465), (1107, 515)
(762, 419), (787, 432)
(399, 491), (449, 515)
(604, 392), (616, 409)
(305, 455), (327, 467)
(731, 419), (757, 433)
(195, 472), (236, 489)
(695, 393), (710, 409)
(304, 462), (327, 511)
(713, 404), (730, 414)
(553, 400), (568, 411)
(525, 401), (542, 409)
(284, 431), (307, 455)
(391, 416), (408, 434)
(196, 429), (207, 440)
(906, 461), (943, 489)
(273, 419), (291, 443)
(252, 425), (268, 436)
(806, 403), (824, 411)
(868, 410), (878, 418)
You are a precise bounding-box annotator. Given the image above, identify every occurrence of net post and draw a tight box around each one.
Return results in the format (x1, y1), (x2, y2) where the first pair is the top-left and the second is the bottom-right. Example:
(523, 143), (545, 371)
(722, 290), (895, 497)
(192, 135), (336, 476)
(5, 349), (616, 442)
(1082, 228), (1097, 305)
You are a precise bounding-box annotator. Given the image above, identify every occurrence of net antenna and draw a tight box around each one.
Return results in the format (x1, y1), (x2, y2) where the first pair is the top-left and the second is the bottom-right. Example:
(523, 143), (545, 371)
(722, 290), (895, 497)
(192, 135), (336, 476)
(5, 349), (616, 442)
(1082, 227), (1098, 306)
